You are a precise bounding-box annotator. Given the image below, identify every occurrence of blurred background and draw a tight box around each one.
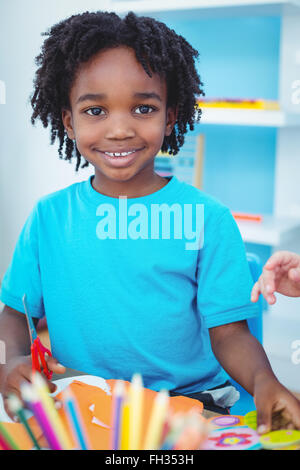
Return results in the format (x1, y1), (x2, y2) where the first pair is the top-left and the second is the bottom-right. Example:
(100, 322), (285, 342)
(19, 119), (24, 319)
(1, 0), (300, 392)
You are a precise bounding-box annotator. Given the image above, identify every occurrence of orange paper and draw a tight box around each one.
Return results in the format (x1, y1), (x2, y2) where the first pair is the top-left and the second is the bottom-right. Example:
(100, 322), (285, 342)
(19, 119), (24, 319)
(1, 378), (203, 450)
(0, 418), (46, 450)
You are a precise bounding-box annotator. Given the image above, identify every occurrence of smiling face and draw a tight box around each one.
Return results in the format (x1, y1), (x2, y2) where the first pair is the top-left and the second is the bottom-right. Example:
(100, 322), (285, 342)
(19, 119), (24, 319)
(62, 46), (177, 197)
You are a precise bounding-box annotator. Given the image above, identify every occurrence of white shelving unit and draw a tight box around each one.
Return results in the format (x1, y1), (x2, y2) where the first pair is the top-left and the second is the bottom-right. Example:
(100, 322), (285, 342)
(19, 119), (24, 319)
(201, 108), (300, 127)
(109, 0), (300, 391)
(111, 0), (300, 17)
(236, 216), (300, 246)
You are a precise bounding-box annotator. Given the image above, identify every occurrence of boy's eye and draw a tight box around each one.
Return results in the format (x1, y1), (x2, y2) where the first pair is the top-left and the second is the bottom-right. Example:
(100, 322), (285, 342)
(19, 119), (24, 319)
(135, 105), (156, 114)
(84, 105), (156, 116)
(85, 107), (104, 116)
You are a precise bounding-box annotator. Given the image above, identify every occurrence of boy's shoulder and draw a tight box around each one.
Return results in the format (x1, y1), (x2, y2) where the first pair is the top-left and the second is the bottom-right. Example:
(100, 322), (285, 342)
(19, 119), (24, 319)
(35, 179), (83, 209)
(178, 180), (229, 217)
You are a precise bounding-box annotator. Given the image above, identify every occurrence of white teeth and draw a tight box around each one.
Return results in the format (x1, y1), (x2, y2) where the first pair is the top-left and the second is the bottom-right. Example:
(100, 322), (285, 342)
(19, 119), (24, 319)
(105, 150), (135, 157)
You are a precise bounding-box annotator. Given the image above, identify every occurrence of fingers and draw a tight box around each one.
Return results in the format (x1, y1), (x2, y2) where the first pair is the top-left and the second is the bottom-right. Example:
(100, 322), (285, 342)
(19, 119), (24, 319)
(2, 360), (32, 421)
(284, 396), (300, 430)
(45, 354), (66, 375)
(256, 398), (273, 435)
(289, 267), (300, 283)
(251, 281), (260, 303)
(251, 271), (277, 305)
(265, 251), (300, 271)
(3, 393), (23, 422)
(2, 355), (66, 420)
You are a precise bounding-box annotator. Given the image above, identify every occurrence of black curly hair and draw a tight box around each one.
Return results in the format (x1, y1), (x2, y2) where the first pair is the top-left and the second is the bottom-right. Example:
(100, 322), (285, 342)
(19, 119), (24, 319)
(30, 10), (204, 171)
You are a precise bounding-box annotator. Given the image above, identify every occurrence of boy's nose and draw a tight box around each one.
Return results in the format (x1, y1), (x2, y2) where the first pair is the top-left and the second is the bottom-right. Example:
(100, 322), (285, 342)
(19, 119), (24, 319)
(105, 115), (136, 140)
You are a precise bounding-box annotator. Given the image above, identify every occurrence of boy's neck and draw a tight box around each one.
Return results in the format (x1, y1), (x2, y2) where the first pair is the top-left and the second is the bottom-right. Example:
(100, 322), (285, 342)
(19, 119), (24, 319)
(91, 171), (169, 199)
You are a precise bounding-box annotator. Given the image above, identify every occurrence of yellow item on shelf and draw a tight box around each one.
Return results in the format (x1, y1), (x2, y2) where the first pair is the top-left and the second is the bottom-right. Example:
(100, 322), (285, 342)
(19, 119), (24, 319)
(196, 98), (280, 110)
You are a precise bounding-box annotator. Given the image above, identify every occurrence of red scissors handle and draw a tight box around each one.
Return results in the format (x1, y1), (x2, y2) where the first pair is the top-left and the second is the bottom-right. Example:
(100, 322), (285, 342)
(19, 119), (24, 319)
(31, 337), (53, 380)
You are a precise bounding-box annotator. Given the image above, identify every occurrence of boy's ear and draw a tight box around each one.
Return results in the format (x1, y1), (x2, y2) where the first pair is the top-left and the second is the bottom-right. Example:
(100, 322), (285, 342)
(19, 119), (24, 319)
(61, 108), (76, 140)
(165, 106), (178, 137)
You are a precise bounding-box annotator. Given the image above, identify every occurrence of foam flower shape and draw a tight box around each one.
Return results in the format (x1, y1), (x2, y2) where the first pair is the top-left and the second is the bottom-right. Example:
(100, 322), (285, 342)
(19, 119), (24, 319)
(210, 431), (253, 447)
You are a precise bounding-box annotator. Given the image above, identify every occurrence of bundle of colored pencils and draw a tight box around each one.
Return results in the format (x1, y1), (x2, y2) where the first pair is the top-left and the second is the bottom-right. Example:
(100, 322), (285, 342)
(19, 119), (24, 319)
(1, 372), (209, 451)
(1, 372), (91, 450)
(110, 373), (210, 450)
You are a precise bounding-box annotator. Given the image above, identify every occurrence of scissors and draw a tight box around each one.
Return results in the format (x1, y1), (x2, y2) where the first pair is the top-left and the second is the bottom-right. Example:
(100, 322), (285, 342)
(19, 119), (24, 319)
(22, 294), (53, 380)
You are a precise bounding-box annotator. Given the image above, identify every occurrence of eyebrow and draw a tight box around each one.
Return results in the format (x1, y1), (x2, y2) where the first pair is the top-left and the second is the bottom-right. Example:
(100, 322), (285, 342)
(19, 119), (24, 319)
(76, 91), (162, 104)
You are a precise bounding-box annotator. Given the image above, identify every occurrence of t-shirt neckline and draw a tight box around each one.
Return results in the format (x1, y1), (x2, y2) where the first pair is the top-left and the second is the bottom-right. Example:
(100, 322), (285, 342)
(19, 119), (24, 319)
(79, 174), (180, 205)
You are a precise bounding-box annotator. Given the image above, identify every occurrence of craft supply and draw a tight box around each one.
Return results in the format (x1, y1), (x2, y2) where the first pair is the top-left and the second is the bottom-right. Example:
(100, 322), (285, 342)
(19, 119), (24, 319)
(3, 375), (207, 451)
(120, 397), (130, 450)
(7, 394), (41, 450)
(232, 212), (263, 223)
(129, 373), (144, 450)
(63, 387), (91, 450)
(110, 380), (125, 450)
(203, 425), (261, 450)
(0, 433), (11, 450)
(244, 410), (257, 430)
(172, 412), (208, 450)
(143, 389), (169, 450)
(160, 413), (186, 450)
(196, 98), (280, 110)
(22, 294), (53, 380)
(0, 421), (20, 450)
(208, 415), (244, 429)
(32, 372), (73, 449)
(260, 430), (300, 450)
(21, 382), (63, 450)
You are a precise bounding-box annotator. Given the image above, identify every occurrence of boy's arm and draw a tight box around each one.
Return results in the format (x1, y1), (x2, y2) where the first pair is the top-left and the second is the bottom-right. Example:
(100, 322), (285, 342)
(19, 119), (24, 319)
(209, 320), (300, 433)
(0, 305), (35, 365)
(0, 305), (65, 420)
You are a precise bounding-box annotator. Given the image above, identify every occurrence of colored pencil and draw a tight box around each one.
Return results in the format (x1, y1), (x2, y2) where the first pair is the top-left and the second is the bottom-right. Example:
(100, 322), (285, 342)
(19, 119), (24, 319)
(0, 420), (20, 450)
(32, 372), (73, 449)
(63, 387), (90, 450)
(129, 373), (144, 450)
(7, 394), (41, 450)
(21, 383), (63, 450)
(110, 380), (125, 450)
(120, 397), (130, 450)
(143, 389), (169, 450)
(0, 433), (11, 450)
(0, 420), (21, 450)
(172, 412), (207, 450)
(159, 413), (185, 450)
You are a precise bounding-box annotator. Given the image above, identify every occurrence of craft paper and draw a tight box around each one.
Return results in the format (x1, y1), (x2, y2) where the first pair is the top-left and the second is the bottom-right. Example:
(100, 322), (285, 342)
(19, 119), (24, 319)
(203, 425), (261, 450)
(0, 377), (204, 451)
(208, 415), (244, 429)
(260, 430), (300, 450)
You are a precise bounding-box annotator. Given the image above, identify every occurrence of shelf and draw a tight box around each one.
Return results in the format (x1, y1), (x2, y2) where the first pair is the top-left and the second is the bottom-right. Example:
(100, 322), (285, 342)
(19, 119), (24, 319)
(199, 108), (300, 127)
(111, 0), (300, 18)
(236, 215), (300, 245)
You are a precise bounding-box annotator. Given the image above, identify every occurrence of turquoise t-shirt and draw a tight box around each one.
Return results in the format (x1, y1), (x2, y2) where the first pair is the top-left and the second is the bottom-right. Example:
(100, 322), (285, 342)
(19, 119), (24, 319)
(0, 175), (258, 394)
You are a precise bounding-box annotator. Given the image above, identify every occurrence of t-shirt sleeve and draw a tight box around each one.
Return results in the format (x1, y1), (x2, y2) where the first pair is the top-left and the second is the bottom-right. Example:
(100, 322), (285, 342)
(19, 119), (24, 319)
(0, 203), (45, 318)
(196, 207), (259, 328)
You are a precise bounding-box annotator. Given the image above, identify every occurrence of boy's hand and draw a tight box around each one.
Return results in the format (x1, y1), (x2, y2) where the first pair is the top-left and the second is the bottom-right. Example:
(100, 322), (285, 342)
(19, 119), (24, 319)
(254, 372), (300, 434)
(1, 355), (66, 422)
(251, 251), (300, 304)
